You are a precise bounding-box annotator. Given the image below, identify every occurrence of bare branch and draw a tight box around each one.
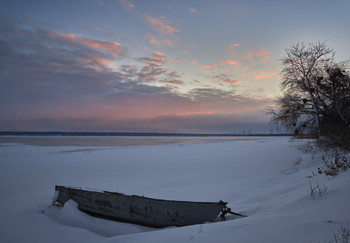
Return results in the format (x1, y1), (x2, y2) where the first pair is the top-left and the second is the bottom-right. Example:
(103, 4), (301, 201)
(270, 41), (350, 148)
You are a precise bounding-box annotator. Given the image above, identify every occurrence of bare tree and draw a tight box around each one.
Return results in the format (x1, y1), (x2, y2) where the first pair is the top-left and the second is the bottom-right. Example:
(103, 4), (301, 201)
(268, 41), (350, 149)
(280, 41), (334, 136)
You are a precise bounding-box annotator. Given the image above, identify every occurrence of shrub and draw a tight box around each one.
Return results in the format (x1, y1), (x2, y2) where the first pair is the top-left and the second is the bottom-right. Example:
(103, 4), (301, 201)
(309, 181), (328, 199)
(318, 148), (350, 176)
(326, 225), (350, 243)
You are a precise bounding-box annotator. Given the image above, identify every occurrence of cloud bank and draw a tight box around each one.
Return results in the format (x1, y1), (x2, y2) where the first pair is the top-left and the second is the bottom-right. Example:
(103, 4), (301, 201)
(0, 16), (273, 133)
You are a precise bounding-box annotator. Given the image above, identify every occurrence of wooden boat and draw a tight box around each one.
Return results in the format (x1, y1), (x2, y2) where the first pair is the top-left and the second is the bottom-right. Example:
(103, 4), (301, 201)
(54, 185), (228, 228)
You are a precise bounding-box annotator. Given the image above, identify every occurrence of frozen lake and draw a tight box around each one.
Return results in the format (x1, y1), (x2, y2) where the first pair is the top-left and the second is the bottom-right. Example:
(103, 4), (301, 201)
(0, 135), (276, 147)
(0, 136), (349, 243)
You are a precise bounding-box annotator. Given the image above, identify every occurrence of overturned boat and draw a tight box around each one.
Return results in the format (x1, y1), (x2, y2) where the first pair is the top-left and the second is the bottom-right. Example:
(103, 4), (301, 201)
(54, 185), (236, 228)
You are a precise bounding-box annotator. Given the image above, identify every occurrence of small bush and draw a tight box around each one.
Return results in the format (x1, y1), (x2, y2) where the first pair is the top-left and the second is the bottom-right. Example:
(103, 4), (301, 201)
(309, 181), (328, 199)
(326, 225), (350, 243)
(318, 148), (350, 176)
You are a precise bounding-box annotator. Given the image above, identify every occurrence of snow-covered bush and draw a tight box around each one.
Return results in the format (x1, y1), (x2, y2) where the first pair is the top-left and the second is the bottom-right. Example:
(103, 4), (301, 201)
(318, 148), (350, 176)
(309, 181), (328, 199)
(327, 225), (350, 243)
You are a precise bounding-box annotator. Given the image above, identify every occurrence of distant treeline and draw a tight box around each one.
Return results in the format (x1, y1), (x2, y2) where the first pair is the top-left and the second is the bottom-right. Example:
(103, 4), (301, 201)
(0, 131), (293, 137)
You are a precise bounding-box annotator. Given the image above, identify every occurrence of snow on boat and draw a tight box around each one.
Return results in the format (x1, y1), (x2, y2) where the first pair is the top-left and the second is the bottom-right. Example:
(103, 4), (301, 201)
(54, 185), (228, 227)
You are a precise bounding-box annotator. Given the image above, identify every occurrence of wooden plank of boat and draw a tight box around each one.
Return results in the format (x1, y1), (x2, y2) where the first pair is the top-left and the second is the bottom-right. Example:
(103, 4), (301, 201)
(54, 185), (227, 228)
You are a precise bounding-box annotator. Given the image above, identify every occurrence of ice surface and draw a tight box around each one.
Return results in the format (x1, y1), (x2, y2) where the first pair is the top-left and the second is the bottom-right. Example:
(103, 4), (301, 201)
(0, 137), (349, 242)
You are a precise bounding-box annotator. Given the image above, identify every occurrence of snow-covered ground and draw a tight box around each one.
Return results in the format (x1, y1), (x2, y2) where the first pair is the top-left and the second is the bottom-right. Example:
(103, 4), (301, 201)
(0, 136), (349, 242)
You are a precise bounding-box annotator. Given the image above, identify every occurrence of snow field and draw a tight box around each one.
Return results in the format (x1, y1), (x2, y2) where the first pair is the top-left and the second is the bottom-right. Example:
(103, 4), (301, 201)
(0, 137), (349, 242)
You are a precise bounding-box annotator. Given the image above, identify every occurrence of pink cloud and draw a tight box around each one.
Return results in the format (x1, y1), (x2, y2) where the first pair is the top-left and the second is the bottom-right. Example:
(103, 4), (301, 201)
(146, 33), (173, 46)
(119, 0), (135, 10)
(241, 50), (270, 59)
(212, 74), (240, 85)
(223, 60), (240, 65)
(141, 75), (159, 81)
(189, 8), (198, 13)
(258, 55), (271, 64)
(225, 43), (240, 50)
(139, 57), (167, 63)
(168, 71), (181, 78)
(191, 60), (198, 65)
(202, 59), (240, 69)
(144, 15), (179, 36)
(223, 79), (240, 84)
(144, 15), (179, 47)
(202, 63), (223, 69)
(56, 33), (76, 39)
(153, 58), (167, 63)
(81, 40), (124, 56)
(254, 71), (278, 80)
(146, 34), (162, 46)
(55, 33), (125, 57)
(164, 84), (177, 90)
(240, 49), (271, 64)
(164, 79), (184, 84)
(153, 51), (166, 57)
(85, 57), (116, 67)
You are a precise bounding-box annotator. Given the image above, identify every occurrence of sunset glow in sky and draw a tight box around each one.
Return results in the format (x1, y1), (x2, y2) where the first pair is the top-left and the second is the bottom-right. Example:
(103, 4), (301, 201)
(1, 0), (350, 133)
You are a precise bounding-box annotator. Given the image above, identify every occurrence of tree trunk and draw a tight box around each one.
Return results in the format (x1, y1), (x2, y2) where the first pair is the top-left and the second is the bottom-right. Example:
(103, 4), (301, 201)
(306, 77), (321, 137)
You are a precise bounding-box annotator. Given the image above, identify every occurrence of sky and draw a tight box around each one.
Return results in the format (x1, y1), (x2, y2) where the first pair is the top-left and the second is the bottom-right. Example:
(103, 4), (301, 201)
(1, 0), (349, 133)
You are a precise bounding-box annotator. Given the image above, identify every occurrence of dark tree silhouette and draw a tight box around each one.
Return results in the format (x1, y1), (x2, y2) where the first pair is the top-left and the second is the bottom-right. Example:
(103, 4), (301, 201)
(268, 41), (350, 149)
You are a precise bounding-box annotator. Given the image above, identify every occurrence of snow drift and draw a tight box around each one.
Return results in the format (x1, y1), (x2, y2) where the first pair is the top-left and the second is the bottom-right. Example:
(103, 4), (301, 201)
(0, 136), (349, 242)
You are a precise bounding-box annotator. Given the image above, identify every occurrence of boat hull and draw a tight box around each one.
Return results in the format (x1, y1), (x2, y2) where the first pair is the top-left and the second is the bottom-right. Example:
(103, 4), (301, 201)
(55, 185), (227, 227)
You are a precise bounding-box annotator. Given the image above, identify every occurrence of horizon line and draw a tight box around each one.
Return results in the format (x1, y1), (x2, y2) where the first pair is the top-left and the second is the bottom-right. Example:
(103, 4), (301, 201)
(0, 131), (293, 137)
